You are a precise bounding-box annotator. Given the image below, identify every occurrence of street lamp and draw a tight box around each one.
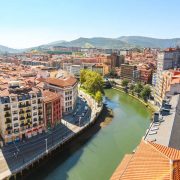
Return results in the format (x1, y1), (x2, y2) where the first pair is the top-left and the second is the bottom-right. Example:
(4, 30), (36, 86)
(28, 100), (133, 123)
(45, 138), (48, 154)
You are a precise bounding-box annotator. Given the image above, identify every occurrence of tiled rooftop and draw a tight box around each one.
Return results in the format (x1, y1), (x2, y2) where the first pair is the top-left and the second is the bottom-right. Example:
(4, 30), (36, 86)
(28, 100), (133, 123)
(111, 140), (180, 180)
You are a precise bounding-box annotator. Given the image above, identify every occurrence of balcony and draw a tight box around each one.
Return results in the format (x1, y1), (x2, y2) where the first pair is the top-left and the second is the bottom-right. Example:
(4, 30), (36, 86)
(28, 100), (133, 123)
(6, 126), (12, 131)
(26, 109), (31, 113)
(20, 123), (25, 127)
(19, 104), (25, 108)
(33, 118), (37, 122)
(4, 107), (10, 111)
(20, 116), (25, 120)
(13, 118), (18, 121)
(38, 112), (43, 115)
(27, 120), (32, 124)
(38, 100), (42, 104)
(33, 123), (38, 127)
(26, 115), (32, 118)
(5, 113), (11, 118)
(25, 103), (31, 107)
(5, 118), (12, 124)
(19, 110), (25, 114)
(38, 106), (42, 110)
(39, 116), (43, 121)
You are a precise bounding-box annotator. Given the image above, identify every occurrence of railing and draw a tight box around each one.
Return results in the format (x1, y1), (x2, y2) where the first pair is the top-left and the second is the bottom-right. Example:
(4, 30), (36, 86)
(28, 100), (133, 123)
(5, 113), (11, 117)
(5, 118), (12, 124)
(4, 107), (10, 111)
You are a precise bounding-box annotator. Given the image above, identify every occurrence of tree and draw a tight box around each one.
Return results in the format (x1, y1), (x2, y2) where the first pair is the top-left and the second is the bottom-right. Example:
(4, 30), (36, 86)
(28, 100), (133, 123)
(80, 69), (87, 85)
(80, 70), (104, 95)
(134, 82), (143, 96)
(95, 91), (103, 104)
(129, 84), (135, 91)
(121, 79), (129, 88)
(141, 85), (151, 101)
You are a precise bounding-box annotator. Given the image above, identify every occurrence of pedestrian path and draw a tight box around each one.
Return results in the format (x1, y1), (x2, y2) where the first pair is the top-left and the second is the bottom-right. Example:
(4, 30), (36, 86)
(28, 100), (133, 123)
(61, 119), (82, 133)
(0, 149), (11, 180)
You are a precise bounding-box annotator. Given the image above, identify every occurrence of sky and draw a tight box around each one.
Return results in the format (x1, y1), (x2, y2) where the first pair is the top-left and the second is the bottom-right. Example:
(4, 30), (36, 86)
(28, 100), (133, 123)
(0, 0), (180, 49)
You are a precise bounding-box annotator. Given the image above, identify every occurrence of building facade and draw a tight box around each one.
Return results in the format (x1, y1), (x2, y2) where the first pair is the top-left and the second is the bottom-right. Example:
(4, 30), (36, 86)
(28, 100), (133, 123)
(155, 48), (180, 105)
(0, 81), (44, 144)
(42, 76), (78, 114)
(42, 90), (62, 128)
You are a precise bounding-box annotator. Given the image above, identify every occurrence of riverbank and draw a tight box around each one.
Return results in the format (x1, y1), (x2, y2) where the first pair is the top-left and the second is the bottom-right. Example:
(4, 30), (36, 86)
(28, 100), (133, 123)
(112, 86), (157, 113)
(23, 105), (112, 180)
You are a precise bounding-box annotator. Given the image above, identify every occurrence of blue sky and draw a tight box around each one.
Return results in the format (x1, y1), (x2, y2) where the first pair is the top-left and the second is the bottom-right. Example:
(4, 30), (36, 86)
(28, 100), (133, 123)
(0, 0), (180, 48)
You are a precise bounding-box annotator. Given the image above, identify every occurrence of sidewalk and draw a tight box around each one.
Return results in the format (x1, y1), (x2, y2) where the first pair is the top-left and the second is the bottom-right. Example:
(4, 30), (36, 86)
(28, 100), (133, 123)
(61, 119), (82, 133)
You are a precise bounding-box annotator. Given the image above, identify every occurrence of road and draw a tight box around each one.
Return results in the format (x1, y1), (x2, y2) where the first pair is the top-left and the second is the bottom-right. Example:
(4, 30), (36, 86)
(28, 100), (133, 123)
(1, 96), (92, 173)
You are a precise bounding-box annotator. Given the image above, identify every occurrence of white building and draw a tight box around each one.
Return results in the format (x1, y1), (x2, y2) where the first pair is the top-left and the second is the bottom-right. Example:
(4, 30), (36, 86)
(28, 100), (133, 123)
(43, 76), (78, 114)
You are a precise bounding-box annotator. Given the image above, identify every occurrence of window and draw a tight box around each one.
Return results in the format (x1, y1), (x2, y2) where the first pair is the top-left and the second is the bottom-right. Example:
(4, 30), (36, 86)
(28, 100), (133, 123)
(14, 123), (19, 127)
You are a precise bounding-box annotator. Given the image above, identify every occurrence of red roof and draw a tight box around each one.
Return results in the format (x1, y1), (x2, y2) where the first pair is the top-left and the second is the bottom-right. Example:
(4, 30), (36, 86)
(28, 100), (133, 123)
(111, 140), (180, 180)
(40, 76), (77, 88)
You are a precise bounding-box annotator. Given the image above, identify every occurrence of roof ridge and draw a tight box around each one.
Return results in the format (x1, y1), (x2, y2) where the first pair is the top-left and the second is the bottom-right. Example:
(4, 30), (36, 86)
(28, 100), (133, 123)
(147, 140), (180, 161)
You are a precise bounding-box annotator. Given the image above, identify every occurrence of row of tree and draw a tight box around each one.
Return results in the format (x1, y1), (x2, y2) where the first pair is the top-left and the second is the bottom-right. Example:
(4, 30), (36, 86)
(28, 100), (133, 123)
(80, 70), (104, 104)
(121, 79), (151, 101)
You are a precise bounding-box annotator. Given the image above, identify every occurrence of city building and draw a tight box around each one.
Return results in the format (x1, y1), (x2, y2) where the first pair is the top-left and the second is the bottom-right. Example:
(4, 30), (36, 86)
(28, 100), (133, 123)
(159, 69), (180, 101)
(0, 81), (44, 144)
(155, 48), (180, 106)
(120, 64), (139, 82)
(42, 90), (62, 128)
(138, 67), (152, 84)
(92, 63), (109, 76)
(41, 76), (78, 114)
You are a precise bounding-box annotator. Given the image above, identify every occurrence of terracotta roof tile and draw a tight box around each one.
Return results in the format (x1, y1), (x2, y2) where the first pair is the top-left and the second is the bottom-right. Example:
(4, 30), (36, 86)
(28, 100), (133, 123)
(44, 76), (77, 88)
(110, 140), (180, 180)
(42, 90), (60, 103)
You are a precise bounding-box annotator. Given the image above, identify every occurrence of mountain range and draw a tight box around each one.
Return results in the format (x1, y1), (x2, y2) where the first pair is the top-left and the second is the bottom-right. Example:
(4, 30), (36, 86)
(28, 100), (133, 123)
(1, 36), (180, 54)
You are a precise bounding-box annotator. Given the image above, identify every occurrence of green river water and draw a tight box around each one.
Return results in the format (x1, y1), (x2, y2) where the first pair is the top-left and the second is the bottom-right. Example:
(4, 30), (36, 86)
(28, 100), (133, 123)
(29, 89), (151, 180)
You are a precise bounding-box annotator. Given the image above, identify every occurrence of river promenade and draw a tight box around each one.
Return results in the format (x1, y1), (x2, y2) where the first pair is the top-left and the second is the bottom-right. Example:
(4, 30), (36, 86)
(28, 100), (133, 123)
(0, 91), (103, 180)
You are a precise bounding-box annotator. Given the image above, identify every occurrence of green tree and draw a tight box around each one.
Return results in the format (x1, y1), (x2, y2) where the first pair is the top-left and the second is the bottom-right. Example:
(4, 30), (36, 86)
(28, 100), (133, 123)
(80, 69), (87, 85)
(141, 85), (151, 101)
(121, 79), (129, 88)
(95, 91), (103, 104)
(80, 70), (104, 95)
(129, 84), (135, 91)
(134, 82), (143, 95)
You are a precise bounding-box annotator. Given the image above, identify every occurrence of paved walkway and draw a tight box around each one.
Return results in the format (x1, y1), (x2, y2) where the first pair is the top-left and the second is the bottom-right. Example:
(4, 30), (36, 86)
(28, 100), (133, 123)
(0, 150), (11, 180)
(61, 119), (81, 133)
(144, 95), (180, 147)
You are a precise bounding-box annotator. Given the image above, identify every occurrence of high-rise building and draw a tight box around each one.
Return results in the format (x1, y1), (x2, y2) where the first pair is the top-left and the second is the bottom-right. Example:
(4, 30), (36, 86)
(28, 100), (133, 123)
(155, 48), (180, 105)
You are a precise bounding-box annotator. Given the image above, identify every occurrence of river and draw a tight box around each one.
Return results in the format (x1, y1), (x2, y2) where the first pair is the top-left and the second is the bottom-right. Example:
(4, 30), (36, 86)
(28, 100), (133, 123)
(27, 89), (151, 180)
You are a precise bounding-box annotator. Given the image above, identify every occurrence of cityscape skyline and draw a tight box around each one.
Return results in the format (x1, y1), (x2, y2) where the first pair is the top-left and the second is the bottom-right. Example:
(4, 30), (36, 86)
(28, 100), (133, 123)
(0, 0), (180, 48)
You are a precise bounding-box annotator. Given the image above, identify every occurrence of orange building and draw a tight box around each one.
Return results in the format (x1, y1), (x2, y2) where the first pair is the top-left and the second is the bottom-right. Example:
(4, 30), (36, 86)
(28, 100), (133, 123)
(111, 139), (180, 180)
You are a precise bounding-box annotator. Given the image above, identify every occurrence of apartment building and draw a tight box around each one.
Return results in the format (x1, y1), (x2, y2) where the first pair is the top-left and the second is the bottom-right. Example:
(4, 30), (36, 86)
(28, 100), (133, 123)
(0, 81), (44, 144)
(42, 76), (78, 114)
(120, 64), (139, 81)
(158, 69), (180, 101)
(155, 48), (180, 105)
(138, 67), (152, 84)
